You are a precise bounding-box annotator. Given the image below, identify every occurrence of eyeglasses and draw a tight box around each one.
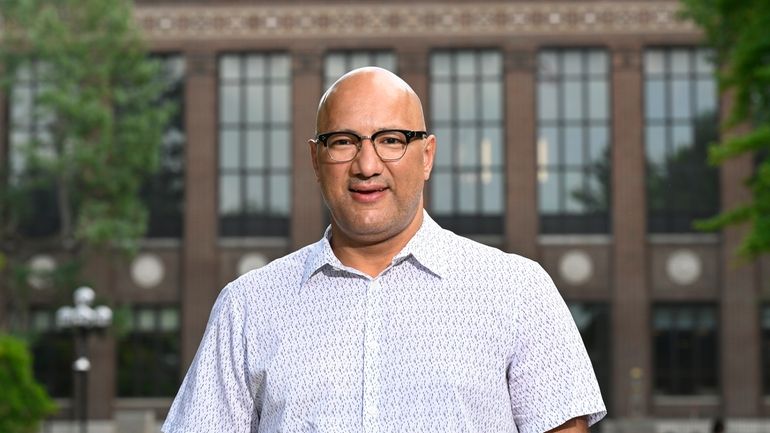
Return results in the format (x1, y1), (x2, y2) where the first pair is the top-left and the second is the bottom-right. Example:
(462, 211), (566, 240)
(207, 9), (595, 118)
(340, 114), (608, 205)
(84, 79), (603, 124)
(314, 129), (428, 162)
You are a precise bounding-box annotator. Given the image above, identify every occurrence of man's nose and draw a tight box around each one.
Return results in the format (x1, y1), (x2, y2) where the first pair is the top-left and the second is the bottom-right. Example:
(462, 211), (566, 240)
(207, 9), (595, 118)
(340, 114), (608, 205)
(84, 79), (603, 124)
(351, 138), (383, 177)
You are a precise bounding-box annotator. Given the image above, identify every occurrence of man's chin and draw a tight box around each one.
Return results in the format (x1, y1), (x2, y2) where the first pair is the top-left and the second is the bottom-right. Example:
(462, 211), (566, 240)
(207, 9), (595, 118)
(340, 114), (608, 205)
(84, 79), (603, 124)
(329, 205), (422, 245)
(332, 216), (399, 243)
(341, 220), (391, 238)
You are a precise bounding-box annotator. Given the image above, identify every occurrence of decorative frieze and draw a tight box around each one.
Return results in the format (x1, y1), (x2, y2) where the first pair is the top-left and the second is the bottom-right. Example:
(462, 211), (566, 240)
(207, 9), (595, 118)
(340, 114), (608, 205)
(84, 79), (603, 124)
(134, 2), (697, 41)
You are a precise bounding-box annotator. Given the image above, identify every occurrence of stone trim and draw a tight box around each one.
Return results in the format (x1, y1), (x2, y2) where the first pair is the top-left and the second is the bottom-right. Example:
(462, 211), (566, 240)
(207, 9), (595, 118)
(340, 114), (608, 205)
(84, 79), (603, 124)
(134, 2), (698, 41)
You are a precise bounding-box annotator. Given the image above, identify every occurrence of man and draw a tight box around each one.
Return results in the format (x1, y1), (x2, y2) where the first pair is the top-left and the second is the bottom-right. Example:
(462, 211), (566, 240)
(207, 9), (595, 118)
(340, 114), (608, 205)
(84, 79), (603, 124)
(163, 67), (606, 433)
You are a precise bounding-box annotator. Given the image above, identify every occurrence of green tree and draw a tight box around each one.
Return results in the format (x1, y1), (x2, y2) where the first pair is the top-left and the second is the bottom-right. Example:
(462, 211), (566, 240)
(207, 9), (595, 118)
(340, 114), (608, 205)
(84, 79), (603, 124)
(0, 334), (56, 433)
(681, 0), (770, 258)
(0, 0), (172, 328)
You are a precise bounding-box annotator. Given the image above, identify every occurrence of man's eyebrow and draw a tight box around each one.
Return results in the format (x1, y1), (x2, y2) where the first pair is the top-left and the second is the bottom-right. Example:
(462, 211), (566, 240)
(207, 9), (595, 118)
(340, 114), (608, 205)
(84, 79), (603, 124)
(319, 128), (359, 135)
(321, 127), (409, 135)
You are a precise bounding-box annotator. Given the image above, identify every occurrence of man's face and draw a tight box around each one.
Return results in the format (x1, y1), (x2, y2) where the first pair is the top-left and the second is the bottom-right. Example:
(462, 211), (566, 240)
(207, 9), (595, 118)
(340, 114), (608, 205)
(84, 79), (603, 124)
(309, 74), (435, 245)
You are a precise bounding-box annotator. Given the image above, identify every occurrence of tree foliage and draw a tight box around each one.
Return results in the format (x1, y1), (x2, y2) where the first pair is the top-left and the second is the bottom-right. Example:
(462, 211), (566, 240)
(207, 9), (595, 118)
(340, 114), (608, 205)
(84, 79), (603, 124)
(0, 0), (172, 327)
(681, 0), (770, 258)
(0, 334), (57, 433)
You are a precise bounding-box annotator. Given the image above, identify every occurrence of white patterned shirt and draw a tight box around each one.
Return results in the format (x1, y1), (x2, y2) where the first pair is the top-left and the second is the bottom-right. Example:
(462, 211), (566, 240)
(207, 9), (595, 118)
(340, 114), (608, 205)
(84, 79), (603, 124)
(163, 211), (606, 433)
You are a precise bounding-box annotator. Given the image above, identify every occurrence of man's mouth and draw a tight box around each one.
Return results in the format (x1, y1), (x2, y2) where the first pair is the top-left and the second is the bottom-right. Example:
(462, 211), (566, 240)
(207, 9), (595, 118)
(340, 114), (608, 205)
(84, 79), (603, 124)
(349, 186), (388, 194)
(348, 185), (389, 202)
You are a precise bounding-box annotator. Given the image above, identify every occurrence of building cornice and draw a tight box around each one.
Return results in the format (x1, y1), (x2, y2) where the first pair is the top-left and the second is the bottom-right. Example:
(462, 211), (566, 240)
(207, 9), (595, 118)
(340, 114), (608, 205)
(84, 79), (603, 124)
(134, 1), (699, 41)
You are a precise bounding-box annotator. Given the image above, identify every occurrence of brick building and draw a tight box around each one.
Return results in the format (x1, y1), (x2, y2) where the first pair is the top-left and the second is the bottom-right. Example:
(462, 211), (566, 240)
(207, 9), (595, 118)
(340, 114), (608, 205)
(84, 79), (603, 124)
(2, 0), (770, 429)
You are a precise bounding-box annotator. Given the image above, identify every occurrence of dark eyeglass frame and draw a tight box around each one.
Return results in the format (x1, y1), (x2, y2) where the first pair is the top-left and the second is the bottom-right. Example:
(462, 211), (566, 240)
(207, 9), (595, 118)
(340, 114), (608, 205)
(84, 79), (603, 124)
(314, 129), (428, 162)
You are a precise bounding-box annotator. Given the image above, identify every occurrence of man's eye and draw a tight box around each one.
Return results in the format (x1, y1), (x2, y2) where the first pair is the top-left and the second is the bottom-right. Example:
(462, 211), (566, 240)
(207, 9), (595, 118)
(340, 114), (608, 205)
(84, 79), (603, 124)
(330, 139), (354, 146)
(378, 136), (406, 145)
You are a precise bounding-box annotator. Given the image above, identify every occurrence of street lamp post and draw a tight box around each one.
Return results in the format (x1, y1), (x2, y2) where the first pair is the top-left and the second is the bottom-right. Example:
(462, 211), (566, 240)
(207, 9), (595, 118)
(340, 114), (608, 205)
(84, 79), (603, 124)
(56, 287), (112, 433)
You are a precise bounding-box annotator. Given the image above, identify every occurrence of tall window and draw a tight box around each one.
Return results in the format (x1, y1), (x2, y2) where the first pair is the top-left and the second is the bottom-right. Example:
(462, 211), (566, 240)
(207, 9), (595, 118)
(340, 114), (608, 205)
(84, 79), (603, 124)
(324, 51), (396, 90)
(29, 309), (73, 398)
(761, 304), (770, 395)
(218, 53), (292, 237)
(653, 304), (718, 395)
(645, 48), (719, 233)
(8, 61), (59, 237)
(143, 55), (186, 238)
(430, 50), (504, 234)
(568, 303), (611, 408)
(117, 306), (180, 397)
(537, 49), (610, 234)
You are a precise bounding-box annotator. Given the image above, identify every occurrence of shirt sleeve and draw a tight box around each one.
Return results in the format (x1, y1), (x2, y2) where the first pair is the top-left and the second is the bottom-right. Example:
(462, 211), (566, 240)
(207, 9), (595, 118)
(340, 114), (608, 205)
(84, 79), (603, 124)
(162, 285), (258, 433)
(507, 261), (606, 433)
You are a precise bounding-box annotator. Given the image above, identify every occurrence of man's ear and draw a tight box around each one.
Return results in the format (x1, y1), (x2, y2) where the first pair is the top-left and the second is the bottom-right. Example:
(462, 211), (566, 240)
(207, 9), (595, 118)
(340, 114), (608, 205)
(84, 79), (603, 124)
(422, 134), (436, 181)
(308, 139), (320, 181)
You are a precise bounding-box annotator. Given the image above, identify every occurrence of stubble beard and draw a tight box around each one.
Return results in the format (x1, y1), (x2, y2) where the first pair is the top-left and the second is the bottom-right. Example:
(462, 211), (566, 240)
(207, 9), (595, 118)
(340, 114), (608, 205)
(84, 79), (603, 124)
(324, 191), (423, 248)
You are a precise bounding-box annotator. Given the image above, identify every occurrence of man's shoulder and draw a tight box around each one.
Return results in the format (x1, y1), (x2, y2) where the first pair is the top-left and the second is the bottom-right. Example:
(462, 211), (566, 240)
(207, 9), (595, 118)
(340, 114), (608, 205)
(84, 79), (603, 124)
(440, 230), (540, 271)
(225, 240), (321, 293)
(426, 229), (551, 301)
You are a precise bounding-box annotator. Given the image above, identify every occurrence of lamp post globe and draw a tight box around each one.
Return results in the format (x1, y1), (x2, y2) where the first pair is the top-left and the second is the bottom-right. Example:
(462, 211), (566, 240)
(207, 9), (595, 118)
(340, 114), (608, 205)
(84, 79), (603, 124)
(55, 286), (112, 433)
(73, 286), (95, 307)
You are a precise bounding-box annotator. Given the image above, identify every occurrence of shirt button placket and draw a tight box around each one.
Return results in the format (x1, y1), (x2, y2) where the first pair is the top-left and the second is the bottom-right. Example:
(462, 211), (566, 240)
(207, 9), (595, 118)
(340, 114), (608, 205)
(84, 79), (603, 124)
(363, 279), (382, 433)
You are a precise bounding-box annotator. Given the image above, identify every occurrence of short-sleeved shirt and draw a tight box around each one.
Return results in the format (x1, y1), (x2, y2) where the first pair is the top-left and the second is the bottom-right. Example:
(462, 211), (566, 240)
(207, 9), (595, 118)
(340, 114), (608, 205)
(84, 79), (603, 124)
(162, 211), (606, 433)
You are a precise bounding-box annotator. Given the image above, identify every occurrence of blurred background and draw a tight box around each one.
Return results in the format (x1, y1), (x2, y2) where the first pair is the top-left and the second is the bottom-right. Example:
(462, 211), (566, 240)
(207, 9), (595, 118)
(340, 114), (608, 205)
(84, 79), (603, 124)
(0, 0), (768, 432)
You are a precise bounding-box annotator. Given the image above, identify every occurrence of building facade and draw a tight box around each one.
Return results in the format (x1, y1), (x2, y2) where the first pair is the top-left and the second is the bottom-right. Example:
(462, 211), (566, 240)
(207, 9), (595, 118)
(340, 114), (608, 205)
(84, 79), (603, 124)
(2, 0), (770, 427)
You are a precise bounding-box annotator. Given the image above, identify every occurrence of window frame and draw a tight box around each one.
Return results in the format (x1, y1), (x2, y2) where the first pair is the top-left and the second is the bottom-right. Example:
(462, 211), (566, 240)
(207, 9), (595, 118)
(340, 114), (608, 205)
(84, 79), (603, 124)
(217, 52), (293, 237)
(428, 48), (505, 235)
(536, 47), (612, 234)
(6, 60), (61, 237)
(643, 46), (721, 234)
(142, 53), (187, 239)
(28, 308), (74, 398)
(652, 302), (720, 396)
(116, 304), (181, 397)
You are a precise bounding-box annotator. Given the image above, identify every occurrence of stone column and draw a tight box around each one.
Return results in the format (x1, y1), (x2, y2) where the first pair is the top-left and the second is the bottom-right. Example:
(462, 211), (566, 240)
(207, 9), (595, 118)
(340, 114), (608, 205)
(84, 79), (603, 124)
(85, 253), (117, 420)
(504, 47), (538, 259)
(719, 93), (761, 415)
(610, 45), (650, 417)
(397, 47), (430, 206)
(397, 48), (429, 113)
(291, 51), (325, 250)
(87, 332), (116, 419)
(180, 50), (219, 370)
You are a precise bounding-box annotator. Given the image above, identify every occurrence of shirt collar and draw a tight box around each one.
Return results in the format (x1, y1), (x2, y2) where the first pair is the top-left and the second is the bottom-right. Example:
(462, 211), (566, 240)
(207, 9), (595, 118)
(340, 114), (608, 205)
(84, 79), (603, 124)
(391, 210), (448, 278)
(300, 226), (341, 285)
(300, 210), (448, 285)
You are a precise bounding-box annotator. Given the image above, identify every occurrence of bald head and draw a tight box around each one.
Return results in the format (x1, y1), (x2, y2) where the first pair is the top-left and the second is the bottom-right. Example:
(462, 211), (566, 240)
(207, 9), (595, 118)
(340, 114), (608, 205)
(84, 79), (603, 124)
(315, 67), (426, 134)
(308, 66), (436, 267)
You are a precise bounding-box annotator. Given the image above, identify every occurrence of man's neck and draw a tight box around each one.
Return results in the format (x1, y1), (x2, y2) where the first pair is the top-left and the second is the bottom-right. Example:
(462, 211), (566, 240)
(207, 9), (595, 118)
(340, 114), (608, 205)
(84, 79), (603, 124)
(330, 211), (423, 278)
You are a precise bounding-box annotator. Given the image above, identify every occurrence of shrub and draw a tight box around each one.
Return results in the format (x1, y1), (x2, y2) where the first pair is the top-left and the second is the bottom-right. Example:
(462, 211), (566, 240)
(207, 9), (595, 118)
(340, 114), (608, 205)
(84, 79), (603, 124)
(0, 334), (57, 433)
